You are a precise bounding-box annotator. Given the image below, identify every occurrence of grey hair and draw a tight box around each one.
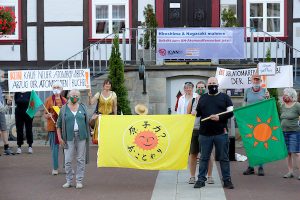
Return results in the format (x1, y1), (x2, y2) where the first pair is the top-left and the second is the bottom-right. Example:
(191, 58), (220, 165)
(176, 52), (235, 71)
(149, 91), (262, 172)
(0, 70), (4, 77)
(283, 88), (297, 102)
(68, 89), (81, 97)
(52, 81), (63, 88)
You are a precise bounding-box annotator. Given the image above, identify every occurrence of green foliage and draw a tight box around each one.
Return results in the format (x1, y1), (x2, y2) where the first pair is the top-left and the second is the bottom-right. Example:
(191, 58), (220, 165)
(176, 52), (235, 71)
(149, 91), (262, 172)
(265, 48), (280, 114)
(108, 35), (132, 115)
(139, 4), (158, 49)
(221, 8), (239, 27)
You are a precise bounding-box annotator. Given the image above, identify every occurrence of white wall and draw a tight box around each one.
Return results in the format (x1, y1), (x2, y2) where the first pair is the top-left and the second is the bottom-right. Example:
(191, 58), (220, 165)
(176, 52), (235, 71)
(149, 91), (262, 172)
(138, 0), (155, 22)
(44, 26), (83, 60)
(220, 0), (237, 5)
(44, 0), (83, 22)
(27, 27), (37, 61)
(90, 43), (131, 61)
(27, 0), (37, 22)
(0, 45), (20, 61)
(294, 0), (300, 18)
(246, 41), (286, 60)
(293, 23), (300, 57)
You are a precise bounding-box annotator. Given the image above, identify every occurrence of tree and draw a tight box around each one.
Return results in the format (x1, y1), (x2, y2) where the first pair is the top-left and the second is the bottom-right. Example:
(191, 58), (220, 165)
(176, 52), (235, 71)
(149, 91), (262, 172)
(108, 35), (132, 114)
(221, 8), (239, 27)
(265, 48), (280, 114)
(139, 4), (158, 49)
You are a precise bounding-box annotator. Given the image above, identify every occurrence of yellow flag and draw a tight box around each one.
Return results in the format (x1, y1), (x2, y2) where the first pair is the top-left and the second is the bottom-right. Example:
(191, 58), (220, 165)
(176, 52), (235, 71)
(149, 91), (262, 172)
(52, 106), (60, 115)
(97, 115), (195, 170)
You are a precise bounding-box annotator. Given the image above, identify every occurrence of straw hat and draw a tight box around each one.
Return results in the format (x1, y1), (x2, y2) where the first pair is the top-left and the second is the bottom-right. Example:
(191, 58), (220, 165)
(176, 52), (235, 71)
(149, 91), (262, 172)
(135, 104), (148, 115)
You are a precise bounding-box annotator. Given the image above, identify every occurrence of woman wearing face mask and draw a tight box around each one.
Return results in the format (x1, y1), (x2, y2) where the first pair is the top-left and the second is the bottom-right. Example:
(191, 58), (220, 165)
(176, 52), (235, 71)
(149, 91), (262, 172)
(44, 81), (67, 175)
(243, 73), (270, 176)
(88, 79), (117, 144)
(57, 89), (90, 189)
(280, 88), (300, 179)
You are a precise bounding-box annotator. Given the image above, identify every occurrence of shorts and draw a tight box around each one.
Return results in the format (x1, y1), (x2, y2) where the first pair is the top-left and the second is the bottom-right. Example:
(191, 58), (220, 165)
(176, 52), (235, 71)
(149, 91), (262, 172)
(190, 130), (200, 154)
(284, 131), (300, 153)
(0, 112), (7, 131)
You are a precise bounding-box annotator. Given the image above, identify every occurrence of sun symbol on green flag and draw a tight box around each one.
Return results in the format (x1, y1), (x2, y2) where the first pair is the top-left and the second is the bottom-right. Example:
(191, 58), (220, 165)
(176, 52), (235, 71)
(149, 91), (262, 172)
(245, 116), (279, 149)
(29, 100), (35, 109)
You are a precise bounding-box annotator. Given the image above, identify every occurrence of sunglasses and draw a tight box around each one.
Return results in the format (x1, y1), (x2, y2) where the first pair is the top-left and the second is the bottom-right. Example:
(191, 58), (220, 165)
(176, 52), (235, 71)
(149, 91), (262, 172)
(185, 82), (194, 86)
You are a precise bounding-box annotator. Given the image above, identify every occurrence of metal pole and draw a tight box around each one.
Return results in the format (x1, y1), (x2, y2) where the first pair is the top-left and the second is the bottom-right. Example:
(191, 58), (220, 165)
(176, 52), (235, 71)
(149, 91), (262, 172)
(86, 49), (89, 69)
(122, 29), (126, 62)
(295, 51), (298, 81)
(256, 32), (259, 61)
(250, 29), (254, 62)
(136, 30), (138, 64)
(263, 33), (265, 62)
(282, 43), (285, 65)
(288, 48), (291, 65)
(149, 29), (152, 62)
(92, 46), (95, 75)
(275, 40), (278, 64)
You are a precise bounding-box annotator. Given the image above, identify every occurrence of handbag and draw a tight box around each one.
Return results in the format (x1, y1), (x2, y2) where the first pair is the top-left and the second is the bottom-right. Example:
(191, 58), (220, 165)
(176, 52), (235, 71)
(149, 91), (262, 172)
(89, 113), (98, 129)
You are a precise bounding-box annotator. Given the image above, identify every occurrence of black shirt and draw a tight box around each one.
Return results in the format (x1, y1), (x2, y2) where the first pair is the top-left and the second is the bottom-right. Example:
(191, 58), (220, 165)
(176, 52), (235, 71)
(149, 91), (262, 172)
(14, 92), (31, 111)
(196, 92), (233, 136)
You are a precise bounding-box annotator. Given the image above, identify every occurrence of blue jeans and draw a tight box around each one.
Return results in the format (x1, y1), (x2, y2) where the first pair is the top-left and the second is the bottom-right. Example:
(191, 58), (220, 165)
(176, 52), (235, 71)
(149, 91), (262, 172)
(49, 132), (59, 170)
(197, 134), (231, 182)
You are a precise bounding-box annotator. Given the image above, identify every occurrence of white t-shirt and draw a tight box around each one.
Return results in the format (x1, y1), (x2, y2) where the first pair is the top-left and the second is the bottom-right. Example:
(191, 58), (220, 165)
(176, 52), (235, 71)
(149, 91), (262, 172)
(71, 111), (78, 131)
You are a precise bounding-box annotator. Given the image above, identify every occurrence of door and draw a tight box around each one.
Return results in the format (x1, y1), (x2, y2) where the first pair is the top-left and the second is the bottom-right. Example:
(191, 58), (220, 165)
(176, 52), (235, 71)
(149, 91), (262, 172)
(164, 0), (211, 27)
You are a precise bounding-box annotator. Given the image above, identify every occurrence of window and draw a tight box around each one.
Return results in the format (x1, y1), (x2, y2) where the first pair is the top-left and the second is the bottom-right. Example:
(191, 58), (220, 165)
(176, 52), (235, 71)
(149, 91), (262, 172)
(246, 0), (284, 36)
(0, 0), (20, 41)
(220, 4), (237, 27)
(91, 0), (129, 39)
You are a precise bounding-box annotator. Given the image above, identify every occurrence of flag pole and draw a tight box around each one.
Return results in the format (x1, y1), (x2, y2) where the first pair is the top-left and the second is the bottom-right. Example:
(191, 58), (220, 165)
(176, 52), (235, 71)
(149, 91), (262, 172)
(201, 110), (233, 122)
(42, 104), (56, 124)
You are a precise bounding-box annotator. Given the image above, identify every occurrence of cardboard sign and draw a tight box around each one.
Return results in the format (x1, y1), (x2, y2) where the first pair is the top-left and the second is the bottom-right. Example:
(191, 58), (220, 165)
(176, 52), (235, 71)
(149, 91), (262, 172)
(258, 62), (276, 76)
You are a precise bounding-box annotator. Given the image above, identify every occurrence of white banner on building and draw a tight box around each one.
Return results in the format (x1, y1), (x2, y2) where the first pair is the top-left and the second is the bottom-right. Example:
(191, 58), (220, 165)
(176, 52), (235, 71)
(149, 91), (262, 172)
(8, 69), (91, 92)
(216, 65), (293, 89)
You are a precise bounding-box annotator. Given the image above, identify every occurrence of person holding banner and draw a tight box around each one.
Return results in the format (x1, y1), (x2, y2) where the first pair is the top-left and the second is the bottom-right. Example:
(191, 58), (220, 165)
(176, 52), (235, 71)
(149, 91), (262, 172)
(243, 73), (270, 176)
(0, 70), (14, 155)
(44, 81), (67, 175)
(14, 91), (33, 154)
(187, 81), (214, 185)
(280, 88), (300, 179)
(193, 77), (234, 189)
(88, 79), (117, 144)
(57, 89), (90, 189)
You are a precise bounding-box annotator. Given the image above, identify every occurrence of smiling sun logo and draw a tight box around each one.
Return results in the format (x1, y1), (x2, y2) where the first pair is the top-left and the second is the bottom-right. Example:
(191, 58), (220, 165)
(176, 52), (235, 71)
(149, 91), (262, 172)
(123, 119), (169, 164)
(245, 116), (279, 149)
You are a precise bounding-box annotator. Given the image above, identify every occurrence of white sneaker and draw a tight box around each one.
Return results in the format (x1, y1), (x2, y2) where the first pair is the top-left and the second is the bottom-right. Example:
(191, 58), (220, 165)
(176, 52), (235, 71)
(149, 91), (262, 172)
(76, 183), (83, 189)
(62, 182), (72, 188)
(16, 148), (22, 154)
(52, 170), (59, 175)
(28, 147), (33, 154)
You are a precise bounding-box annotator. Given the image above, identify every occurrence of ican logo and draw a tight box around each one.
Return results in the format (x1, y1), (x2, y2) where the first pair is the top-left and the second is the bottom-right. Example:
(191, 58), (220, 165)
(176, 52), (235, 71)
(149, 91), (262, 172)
(167, 50), (183, 55)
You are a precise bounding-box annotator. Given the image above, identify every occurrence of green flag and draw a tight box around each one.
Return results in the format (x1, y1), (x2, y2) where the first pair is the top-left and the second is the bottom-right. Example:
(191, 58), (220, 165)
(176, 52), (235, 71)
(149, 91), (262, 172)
(233, 98), (287, 167)
(26, 90), (43, 118)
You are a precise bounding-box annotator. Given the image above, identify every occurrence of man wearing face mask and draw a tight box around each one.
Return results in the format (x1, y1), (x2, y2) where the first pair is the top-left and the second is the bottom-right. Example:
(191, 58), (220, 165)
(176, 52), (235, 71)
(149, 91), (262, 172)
(193, 77), (234, 189)
(243, 73), (270, 176)
(187, 81), (215, 185)
(44, 81), (67, 175)
(14, 91), (33, 154)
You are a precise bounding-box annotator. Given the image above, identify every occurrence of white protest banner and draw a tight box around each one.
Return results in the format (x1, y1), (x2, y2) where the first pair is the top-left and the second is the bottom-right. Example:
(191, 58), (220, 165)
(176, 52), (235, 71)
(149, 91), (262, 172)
(258, 62), (276, 76)
(8, 69), (91, 92)
(216, 65), (293, 89)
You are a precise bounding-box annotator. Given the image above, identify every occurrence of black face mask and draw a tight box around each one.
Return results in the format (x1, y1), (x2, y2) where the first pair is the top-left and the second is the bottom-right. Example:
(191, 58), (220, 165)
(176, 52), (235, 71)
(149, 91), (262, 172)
(208, 85), (218, 95)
